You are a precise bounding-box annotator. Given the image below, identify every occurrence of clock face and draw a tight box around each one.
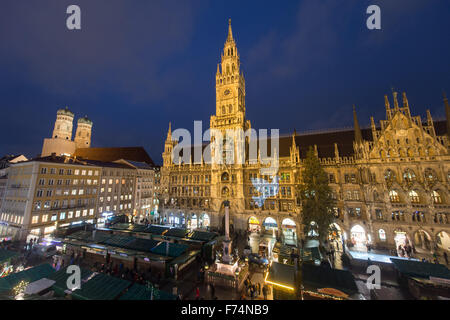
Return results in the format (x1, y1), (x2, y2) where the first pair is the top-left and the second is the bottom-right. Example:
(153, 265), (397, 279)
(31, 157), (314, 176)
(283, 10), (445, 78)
(224, 89), (230, 96)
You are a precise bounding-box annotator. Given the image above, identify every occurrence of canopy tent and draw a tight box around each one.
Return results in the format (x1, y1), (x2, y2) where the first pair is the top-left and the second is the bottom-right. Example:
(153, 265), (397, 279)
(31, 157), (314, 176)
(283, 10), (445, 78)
(390, 258), (450, 280)
(70, 273), (131, 300)
(100, 234), (135, 248)
(48, 266), (94, 297)
(0, 264), (55, 295)
(0, 249), (19, 264)
(119, 283), (176, 300)
(146, 225), (170, 235)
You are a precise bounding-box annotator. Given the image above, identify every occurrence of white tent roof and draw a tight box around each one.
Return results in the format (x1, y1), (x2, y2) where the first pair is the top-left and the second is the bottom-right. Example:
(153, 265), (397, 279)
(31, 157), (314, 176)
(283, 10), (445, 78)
(24, 278), (56, 295)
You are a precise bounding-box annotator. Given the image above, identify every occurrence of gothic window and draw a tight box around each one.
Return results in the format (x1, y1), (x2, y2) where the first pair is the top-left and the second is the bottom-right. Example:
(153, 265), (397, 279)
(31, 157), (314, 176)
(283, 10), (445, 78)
(373, 191), (379, 201)
(221, 187), (229, 197)
(389, 190), (400, 202)
(229, 105), (232, 113)
(407, 148), (414, 157)
(424, 168), (438, 187)
(221, 172), (229, 182)
(432, 190), (442, 204)
(384, 169), (396, 183)
(403, 169), (416, 183)
(222, 106), (226, 114)
(409, 190), (420, 203)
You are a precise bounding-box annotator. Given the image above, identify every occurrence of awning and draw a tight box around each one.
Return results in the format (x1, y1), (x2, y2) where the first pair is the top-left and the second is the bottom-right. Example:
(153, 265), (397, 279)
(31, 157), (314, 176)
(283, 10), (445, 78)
(390, 258), (450, 280)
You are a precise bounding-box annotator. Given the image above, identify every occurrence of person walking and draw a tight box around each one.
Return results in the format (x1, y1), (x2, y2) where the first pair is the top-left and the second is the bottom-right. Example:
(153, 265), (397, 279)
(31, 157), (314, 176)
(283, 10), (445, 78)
(262, 285), (268, 300)
(195, 286), (200, 300)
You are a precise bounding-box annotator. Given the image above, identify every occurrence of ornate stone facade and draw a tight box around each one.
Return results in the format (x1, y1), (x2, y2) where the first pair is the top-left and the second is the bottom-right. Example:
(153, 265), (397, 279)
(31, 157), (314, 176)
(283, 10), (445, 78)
(159, 21), (450, 254)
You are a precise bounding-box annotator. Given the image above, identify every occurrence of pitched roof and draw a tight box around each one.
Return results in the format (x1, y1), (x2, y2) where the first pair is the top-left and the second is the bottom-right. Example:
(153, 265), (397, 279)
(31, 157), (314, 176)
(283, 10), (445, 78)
(74, 147), (155, 166)
(390, 258), (450, 279)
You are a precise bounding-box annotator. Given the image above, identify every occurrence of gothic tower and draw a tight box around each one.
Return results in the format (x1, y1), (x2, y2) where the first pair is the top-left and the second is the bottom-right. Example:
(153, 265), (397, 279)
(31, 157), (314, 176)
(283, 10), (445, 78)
(162, 122), (174, 167)
(211, 19), (250, 133)
(74, 116), (93, 148)
(52, 107), (74, 140)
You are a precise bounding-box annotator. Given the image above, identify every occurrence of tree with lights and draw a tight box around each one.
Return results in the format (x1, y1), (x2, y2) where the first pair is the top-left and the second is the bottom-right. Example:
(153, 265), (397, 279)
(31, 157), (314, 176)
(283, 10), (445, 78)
(298, 147), (336, 245)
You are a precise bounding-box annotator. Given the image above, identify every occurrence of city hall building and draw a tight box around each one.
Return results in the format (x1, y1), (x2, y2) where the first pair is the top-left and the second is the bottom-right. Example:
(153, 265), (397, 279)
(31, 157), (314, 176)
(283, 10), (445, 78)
(158, 20), (450, 254)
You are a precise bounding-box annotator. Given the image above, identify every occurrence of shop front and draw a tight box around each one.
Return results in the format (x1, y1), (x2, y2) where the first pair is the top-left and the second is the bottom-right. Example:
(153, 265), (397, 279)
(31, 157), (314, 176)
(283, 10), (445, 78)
(248, 216), (261, 233)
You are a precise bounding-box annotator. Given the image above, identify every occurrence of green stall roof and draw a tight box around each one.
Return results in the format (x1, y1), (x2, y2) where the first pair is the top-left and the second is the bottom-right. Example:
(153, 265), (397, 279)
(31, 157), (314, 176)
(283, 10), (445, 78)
(189, 231), (218, 242)
(48, 266), (94, 297)
(164, 228), (187, 238)
(169, 250), (199, 266)
(100, 234), (135, 248)
(119, 283), (176, 300)
(71, 273), (131, 300)
(390, 258), (450, 280)
(150, 242), (188, 258)
(123, 238), (159, 253)
(0, 249), (19, 264)
(67, 230), (112, 243)
(0, 264), (55, 294)
(146, 225), (170, 235)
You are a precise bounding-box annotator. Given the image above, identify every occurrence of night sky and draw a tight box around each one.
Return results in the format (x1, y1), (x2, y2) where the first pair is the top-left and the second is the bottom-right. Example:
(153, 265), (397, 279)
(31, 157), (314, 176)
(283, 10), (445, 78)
(0, 0), (449, 165)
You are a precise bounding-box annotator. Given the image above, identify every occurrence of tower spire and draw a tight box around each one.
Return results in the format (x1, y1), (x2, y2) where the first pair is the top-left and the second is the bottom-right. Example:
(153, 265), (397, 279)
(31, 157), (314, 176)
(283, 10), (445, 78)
(166, 122), (172, 140)
(353, 105), (363, 144)
(227, 18), (234, 42)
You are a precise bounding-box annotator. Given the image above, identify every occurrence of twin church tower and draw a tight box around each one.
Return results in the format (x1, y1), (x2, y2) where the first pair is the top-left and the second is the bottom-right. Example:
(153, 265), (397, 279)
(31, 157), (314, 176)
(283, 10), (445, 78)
(41, 107), (93, 157)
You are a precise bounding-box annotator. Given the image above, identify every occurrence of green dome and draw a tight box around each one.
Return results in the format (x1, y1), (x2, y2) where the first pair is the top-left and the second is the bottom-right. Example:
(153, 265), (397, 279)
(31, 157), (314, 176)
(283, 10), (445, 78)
(57, 106), (74, 117)
(78, 115), (93, 125)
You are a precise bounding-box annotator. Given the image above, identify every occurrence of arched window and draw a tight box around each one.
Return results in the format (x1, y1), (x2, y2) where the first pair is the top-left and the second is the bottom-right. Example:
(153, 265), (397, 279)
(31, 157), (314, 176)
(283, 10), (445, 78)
(432, 190), (442, 204)
(373, 191), (379, 201)
(221, 186), (229, 197)
(228, 105), (232, 113)
(222, 106), (226, 114)
(409, 190), (420, 203)
(389, 190), (399, 202)
(384, 169), (396, 182)
(378, 229), (386, 241)
(221, 172), (229, 182)
(403, 169), (416, 183)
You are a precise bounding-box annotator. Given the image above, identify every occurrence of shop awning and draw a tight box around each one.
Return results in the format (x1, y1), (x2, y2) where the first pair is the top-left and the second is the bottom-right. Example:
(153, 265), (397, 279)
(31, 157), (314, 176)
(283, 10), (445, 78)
(0, 264), (55, 295)
(390, 258), (450, 280)
(119, 283), (176, 300)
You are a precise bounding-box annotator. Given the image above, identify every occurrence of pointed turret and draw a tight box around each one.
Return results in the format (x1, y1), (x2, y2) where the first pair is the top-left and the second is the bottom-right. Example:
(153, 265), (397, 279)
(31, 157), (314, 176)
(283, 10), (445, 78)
(334, 143), (340, 160)
(353, 105), (363, 144)
(385, 95), (391, 120)
(166, 122), (172, 140)
(393, 91), (399, 110)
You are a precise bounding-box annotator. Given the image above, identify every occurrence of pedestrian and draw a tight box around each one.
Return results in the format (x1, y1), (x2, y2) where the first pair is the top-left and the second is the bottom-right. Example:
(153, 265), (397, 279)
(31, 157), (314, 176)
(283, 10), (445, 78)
(195, 286), (200, 300)
(262, 285), (268, 300)
(443, 251), (448, 265)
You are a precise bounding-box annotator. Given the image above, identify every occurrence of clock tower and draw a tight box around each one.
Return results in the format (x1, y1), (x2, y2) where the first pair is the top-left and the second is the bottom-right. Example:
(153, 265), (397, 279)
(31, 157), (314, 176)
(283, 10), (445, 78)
(211, 19), (250, 133)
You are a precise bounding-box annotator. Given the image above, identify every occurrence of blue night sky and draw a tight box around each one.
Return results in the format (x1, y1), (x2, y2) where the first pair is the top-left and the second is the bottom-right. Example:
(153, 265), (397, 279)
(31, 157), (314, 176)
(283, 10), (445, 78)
(0, 0), (449, 164)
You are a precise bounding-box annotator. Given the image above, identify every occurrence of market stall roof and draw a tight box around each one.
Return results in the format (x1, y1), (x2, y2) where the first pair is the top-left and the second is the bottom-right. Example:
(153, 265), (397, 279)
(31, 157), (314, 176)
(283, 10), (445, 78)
(122, 238), (159, 253)
(24, 278), (56, 295)
(0, 249), (19, 264)
(169, 250), (200, 266)
(100, 234), (135, 248)
(70, 273), (131, 300)
(119, 283), (176, 300)
(189, 230), (218, 242)
(66, 230), (112, 243)
(163, 228), (187, 238)
(390, 258), (450, 280)
(146, 225), (170, 235)
(302, 263), (358, 295)
(48, 266), (94, 296)
(265, 262), (296, 291)
(0, 264), (55, 294)
(150, 242), (188, 258)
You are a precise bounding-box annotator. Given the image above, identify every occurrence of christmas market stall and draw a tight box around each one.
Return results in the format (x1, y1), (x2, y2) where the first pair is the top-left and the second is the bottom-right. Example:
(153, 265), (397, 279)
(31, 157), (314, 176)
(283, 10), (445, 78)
(301, 263), (359, 300)
(390, 258), (450, 299)
(0, 249), (19, 277)
(264, 261), (297, 300)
